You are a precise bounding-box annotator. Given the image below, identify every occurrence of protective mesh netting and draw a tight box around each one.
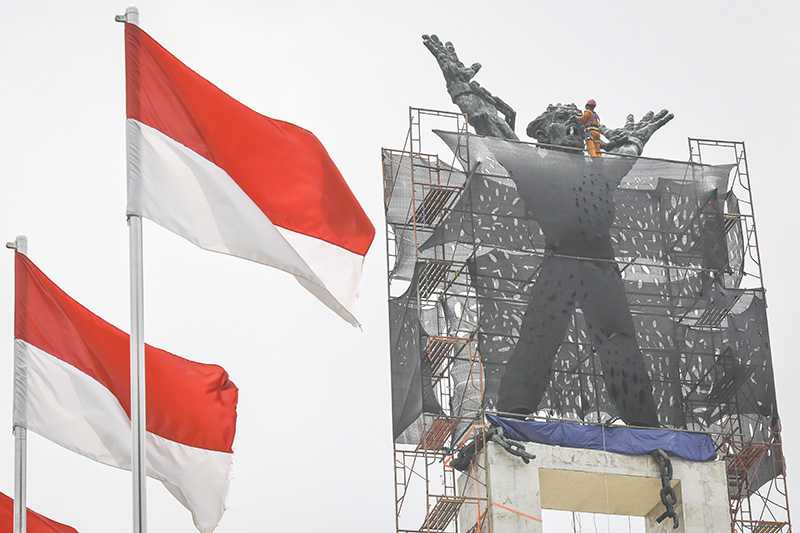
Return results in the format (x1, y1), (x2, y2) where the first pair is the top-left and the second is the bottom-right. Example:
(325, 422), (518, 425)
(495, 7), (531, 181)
(384, 132), (779, 487)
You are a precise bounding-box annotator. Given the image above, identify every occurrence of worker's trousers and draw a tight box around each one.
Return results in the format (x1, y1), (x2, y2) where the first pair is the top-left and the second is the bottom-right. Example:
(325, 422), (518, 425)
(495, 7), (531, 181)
(586, 130), (602, 157)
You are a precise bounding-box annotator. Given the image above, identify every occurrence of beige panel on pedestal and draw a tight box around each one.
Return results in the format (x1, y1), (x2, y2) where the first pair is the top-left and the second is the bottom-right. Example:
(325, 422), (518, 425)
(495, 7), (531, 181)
(458, 442), (730, 533)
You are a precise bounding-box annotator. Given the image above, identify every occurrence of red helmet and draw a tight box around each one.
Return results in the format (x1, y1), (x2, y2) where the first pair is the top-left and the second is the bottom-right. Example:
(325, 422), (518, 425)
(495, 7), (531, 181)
(586, 99), (597, 109)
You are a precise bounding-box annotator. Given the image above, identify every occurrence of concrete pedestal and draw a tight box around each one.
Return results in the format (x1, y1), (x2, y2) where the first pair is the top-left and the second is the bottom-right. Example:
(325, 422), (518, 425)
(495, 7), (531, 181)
(459, 442), (730, 533)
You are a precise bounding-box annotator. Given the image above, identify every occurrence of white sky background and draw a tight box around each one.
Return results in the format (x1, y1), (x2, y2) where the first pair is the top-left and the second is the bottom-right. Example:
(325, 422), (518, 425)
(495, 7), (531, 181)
(1, 1), (799, 531)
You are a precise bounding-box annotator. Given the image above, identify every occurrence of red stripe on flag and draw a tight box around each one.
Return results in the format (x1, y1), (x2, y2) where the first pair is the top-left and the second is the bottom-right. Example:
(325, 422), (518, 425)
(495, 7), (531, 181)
(0, 492), (78, 533)
(125, 23), (375, 256)
(14, 253), (237, 453)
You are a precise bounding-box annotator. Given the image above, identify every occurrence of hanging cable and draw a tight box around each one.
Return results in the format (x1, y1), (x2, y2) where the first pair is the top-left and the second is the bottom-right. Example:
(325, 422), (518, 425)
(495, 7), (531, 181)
(600, 423), (612, 533)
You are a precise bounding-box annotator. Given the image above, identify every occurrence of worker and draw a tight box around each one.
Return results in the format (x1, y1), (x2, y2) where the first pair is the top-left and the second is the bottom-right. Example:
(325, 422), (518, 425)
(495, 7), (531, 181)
(577, 99), (603, 157)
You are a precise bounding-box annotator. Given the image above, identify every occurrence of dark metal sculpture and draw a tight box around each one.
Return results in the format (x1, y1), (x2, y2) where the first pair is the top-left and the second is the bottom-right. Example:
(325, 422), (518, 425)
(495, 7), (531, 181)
(451, 426), (536, 472)
(651, 449), (680, 529)
(422, 34), (673, 156)
(422, 35), (517, 140)
(526, 103), (674, 157)
(422, 34), (675, 426)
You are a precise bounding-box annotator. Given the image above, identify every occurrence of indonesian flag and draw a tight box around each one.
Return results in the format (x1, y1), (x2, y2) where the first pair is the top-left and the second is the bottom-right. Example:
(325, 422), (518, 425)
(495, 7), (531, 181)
(13, 252), (238, 533)
(124, 24), (375, 326)
(0, 492), (77, 533)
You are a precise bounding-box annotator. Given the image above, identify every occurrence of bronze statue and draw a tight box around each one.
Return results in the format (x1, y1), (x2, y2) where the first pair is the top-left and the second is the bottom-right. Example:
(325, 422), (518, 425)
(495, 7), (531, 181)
(422, 34), (673, 156)
(422, 34), (675, 426)
(422, 34), (518, 140)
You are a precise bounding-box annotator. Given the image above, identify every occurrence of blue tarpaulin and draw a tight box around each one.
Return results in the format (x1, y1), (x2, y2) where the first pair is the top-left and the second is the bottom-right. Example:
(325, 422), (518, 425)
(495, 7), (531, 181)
(487, 415), (716, 462)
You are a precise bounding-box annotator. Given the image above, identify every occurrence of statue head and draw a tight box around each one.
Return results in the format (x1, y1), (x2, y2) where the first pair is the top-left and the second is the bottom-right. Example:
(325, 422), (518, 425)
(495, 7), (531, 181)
(525, 103), (584, 149)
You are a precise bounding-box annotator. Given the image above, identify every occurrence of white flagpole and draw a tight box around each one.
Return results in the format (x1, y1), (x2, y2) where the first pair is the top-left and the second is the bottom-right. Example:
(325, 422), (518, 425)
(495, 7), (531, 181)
(129, 211), (147, 533)
(116, 5), (147, 533)
(7, 235), (28, 533)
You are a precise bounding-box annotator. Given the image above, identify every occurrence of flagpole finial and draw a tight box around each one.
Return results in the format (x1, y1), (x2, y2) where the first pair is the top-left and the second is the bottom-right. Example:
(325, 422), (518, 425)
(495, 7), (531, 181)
(115, 5), (139, 25)
(6, 236), (27, 252)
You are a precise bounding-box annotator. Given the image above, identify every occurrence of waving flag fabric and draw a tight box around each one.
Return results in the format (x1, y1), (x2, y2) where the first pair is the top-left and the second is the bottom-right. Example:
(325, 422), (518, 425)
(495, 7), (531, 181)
(0, 492), (77, 533)
(124, 23), (375, 326)
(13, 252), (238, 532)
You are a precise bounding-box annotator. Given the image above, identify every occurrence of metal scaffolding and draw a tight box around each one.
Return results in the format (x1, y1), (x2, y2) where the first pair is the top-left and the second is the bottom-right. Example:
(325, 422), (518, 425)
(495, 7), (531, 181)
(384, 108), (792, 532)
(688, 139), (792, 533)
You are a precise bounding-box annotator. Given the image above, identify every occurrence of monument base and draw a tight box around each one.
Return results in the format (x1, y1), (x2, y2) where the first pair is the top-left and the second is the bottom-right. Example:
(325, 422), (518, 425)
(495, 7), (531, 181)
(458, 441), (731, 533)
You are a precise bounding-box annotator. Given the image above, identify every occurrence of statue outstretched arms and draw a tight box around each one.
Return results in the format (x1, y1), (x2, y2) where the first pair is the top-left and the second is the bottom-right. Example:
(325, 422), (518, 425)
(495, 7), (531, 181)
(422, 34), (518, 140)
(421, 33), (672, 154)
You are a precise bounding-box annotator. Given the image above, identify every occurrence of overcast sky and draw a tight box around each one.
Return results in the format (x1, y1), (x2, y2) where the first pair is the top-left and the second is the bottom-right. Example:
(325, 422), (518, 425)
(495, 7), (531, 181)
(1, 1), (799, 531)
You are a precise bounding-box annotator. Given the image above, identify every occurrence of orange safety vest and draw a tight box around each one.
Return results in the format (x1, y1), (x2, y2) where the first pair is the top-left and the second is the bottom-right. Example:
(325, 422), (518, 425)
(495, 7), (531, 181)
(579, 109), (601, 133)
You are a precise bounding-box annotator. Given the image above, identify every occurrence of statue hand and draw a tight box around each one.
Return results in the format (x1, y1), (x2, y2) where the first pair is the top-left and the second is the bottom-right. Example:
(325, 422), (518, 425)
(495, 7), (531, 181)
(422, 34), (480, 82)
(604, 109), (674, 156)
(421, 34), (518, 140)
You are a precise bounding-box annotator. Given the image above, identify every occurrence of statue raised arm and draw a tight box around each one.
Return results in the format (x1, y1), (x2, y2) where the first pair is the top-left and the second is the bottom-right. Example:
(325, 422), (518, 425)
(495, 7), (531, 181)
(422, 34), (518, 140)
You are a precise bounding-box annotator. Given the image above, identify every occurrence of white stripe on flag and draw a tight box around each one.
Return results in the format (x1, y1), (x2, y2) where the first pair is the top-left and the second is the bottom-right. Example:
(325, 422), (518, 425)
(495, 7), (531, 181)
(126, 119), (362, 325)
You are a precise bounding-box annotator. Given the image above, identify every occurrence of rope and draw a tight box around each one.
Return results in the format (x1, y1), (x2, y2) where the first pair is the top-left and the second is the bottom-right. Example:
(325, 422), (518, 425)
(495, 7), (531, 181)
(491, 502), (542, 522)
(600, 423), (612, 533)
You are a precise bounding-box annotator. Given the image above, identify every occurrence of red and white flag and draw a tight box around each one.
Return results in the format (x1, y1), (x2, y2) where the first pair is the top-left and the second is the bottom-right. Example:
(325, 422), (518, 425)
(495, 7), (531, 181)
(124, 24), (375, 326)
(0, 492), (77, 533)
(13, 252), (238, 532)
